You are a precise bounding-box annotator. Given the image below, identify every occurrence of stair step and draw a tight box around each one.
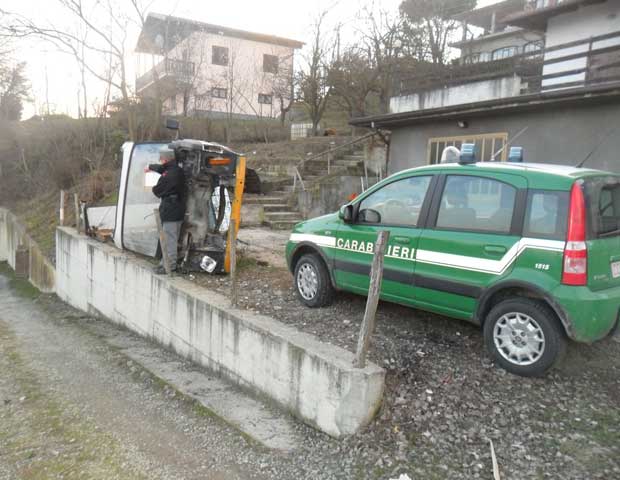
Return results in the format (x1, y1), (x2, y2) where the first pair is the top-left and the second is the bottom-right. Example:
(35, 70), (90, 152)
(333, 160), (363, 167)
(264, 212), (303, 221)
(263, 203), (290, 212)
(270, 190), (293, 197)
(263, 219), (302, 230)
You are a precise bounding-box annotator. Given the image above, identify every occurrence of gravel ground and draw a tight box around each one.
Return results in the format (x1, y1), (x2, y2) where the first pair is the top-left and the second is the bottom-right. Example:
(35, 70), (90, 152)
(190, 258), (620, 480)
(2, 255), (619, 480)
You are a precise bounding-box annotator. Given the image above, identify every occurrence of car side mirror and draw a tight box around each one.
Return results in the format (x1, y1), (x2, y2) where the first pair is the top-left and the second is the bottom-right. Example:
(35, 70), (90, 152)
(359, 208), (381, 224)
(339, 204), (354, 223)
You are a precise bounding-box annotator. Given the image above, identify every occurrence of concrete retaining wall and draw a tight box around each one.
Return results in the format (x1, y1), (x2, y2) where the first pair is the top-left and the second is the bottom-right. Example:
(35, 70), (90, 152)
(296, 176), (380, 220)
(55, 227), (385, 437)
(0, 208), (55, 293)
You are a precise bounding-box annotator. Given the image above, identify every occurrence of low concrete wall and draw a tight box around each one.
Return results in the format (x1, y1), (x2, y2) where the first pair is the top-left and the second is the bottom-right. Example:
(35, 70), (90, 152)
(55, 227), (385, 437)
(390, 76), (523, 113)
(0, 208), (55, 293)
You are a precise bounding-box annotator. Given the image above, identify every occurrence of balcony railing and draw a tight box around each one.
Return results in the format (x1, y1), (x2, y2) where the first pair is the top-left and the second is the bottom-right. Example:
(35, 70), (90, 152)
(524, 0), (569, 11)
(136, 58), (196, 92)
(394, 30), (620, 98)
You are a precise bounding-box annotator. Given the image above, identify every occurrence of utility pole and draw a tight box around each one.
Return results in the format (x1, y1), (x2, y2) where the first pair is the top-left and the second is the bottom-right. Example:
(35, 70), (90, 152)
(45, 66), (50, 116)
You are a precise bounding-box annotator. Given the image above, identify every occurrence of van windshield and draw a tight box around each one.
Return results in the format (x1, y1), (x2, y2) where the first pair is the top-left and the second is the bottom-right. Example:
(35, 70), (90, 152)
(585, 177), (620, 238)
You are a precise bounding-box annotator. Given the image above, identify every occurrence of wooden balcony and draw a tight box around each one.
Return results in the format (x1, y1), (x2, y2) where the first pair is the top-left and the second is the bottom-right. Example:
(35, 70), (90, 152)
(394, 30), (620, 99)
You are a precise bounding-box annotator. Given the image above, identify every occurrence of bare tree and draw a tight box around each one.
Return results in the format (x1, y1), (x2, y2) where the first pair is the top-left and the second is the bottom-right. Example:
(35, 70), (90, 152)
(328, 47), (380, 118)
(0, 0), (152, 140)
(355, 3), (407, 114)
(400, 0), (476, 65)
(271, 51), (295, 126)
(297, 10), (335, 136)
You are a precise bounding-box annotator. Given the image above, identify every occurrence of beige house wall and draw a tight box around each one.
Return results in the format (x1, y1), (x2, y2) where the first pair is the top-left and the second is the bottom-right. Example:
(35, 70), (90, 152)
(162, 31), (295, 118)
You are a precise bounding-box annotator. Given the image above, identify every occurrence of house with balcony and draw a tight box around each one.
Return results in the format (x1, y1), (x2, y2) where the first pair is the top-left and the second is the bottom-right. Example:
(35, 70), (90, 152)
(352, 0), (620, 173)
(135, 13), (303, 119)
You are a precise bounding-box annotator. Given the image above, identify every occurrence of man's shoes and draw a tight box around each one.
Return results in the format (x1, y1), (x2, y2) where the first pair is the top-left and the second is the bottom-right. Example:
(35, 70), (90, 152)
(153, 266), (177, 275)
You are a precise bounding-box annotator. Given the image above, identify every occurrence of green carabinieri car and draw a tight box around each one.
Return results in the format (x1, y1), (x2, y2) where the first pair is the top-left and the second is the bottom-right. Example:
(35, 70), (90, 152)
(286, 160), (620, 377)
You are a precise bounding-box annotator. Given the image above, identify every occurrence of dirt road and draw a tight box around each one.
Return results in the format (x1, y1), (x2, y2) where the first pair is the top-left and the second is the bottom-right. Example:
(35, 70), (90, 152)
(0, 274), (280, 480)
(2, 265), (620, 480)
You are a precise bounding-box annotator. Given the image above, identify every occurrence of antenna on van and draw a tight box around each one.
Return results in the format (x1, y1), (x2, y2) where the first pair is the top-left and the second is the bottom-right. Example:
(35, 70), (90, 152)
(490, 126), (529, 161)
(575, 128), (616, 168)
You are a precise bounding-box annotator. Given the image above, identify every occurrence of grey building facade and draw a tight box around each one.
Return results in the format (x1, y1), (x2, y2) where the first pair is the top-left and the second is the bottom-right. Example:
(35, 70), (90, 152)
(358, 85), (620, 174)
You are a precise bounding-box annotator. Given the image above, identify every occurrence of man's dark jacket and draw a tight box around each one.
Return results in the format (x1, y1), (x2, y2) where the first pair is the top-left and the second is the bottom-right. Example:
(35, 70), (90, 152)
(149, 162), (186, 222)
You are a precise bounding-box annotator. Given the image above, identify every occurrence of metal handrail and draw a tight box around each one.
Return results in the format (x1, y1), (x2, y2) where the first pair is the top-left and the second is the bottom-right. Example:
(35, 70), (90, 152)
(292, 132), (381, 191)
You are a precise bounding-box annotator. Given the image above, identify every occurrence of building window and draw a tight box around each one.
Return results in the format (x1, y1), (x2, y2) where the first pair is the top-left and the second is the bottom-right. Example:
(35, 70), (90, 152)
(492, 46), (518, 60)
(263, 54), (279, 74)
(427, 133), (508, 164)
(212, 46), (229, 66)
(535, 0), (557, 9)
(211, 87), (227, 99)
(258, 93), (273, 105)
(436, 176), (516, 233)
(464, 53), (480, 64)
(523, 41), (544, 55)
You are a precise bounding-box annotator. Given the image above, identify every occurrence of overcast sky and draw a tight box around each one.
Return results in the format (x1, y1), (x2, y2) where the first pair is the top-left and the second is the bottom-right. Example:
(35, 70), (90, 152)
(6, 0), (499, 118)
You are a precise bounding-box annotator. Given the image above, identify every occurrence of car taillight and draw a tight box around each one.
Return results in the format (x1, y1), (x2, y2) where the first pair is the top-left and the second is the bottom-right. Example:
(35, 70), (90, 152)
(562, 181), (587, 286)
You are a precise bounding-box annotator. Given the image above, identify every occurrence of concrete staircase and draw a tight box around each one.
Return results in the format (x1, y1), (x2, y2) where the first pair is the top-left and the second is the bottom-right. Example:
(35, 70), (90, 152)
(300, 147), (366, 180)
(244, 192), (303, 230)
(247, 143), (368, 230)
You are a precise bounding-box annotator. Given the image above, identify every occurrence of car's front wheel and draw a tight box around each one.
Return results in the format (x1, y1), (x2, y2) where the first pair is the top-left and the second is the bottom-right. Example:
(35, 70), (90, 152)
(483, 298), (566, 377)
(293, 253), (334, 308)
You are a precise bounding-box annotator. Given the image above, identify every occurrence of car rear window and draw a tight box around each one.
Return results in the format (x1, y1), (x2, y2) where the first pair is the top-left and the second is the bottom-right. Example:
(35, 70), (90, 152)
(585, 177), (620, 238)
(523, 190), (569, 240)
(436, 175), (516, 233)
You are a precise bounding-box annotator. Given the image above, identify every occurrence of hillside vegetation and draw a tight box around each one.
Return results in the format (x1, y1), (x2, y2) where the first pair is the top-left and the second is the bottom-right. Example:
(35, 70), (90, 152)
(0, 115), (352, 259)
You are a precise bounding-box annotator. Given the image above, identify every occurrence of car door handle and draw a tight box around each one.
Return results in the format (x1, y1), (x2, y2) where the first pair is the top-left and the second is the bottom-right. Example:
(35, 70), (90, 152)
(393, 236), (411, 245)
(484, 245), (507, 256)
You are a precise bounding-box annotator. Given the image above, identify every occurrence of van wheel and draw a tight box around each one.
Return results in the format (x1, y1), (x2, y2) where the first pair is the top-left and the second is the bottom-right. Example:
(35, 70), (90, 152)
(293, 254), (334, 308)
(483, 298), (566, 377)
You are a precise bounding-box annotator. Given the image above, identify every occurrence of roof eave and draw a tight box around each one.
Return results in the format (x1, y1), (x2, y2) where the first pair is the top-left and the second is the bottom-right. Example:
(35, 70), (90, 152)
(135, 13), (305, 54)
(350, 83), (620, 129)
(501, 0), (606, 30)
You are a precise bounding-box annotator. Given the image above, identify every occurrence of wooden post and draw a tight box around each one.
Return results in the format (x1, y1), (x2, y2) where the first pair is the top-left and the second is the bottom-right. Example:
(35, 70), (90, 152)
(225, 156), (246, 273)
(73, 193), (80, 233)
(228, 219), (238, 306)
(353, 230), (390, 369)
(59, 190), (66, 226)
(153, 208), (172, 275)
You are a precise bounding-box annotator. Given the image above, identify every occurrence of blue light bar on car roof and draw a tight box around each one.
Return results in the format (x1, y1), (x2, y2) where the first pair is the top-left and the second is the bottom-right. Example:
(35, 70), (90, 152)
(459, 143), (476, 164)
(508, 146), (524, 163)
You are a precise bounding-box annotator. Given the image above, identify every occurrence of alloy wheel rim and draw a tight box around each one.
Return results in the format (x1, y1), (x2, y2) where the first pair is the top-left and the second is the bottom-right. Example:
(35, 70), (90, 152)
(493, 312), (546, 366)
(297, 263), (319, 300)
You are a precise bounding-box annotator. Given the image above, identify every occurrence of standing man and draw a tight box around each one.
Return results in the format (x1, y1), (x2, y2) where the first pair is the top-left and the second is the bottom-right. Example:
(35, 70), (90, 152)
(146, 147), (186, 274)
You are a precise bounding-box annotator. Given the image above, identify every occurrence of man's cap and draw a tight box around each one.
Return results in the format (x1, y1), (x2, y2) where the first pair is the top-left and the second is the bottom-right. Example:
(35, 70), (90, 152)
(159, 147), (175, 161)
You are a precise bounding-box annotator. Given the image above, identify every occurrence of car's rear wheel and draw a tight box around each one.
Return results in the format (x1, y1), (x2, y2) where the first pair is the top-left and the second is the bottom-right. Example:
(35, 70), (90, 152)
(483, 298), (566, 377)
(293, 253), (334, 308)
